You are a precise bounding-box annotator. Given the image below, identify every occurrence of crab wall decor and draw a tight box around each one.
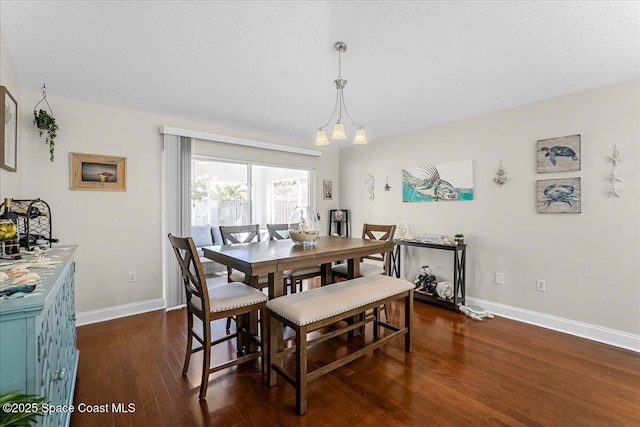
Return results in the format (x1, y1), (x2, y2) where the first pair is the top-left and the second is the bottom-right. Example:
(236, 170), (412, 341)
(536, 177), (581, 213)
(536, 134), (581, 173)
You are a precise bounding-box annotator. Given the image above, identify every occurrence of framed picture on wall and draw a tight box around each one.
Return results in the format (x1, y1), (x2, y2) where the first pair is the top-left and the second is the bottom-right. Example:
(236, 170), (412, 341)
(70, 152), (127, 191)
(0, 86), (18, 172)
(323, 179), (333, 200)
(536, 134), (581, 173)
(536, 177), (581, 213)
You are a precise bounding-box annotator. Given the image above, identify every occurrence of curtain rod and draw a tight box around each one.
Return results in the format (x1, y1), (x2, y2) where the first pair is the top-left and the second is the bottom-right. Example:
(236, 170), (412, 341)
(161, 126), (323, 157)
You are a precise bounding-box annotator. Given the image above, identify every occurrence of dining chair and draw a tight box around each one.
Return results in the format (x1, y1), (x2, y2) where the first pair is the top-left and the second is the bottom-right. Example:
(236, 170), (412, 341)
(331, 223), (396, 322)
(331, 223), (397, 281)
(266, 223), (323, 292)
(167, 233), (267, 399)
(219, 224), (270, 287)
(219, 224), (269, 331)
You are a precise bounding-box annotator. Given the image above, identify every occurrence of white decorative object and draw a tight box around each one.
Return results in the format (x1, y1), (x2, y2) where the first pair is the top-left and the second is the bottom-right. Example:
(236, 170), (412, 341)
(608, 145), (622, 198)
(607, 145), (622, 166)
(397, 223), (410, 239)
(493, 160), (508, 187)
(288, 207), (320, 246)
(365, 174), (375, 200)
(458, 304), (494, 321)
(436, 281), (454, 299)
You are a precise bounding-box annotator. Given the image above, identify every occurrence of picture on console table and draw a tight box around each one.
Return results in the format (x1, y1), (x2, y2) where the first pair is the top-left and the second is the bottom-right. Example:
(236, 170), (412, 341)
(402, 159), (474, 203)
(536, 177), (581, 213)
(537, 134), (581, 173)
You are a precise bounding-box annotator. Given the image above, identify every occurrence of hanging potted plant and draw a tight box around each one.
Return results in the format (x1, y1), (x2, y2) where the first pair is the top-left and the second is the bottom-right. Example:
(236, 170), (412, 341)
(33, 109), (58, 162)
(32, 84), (58, 162)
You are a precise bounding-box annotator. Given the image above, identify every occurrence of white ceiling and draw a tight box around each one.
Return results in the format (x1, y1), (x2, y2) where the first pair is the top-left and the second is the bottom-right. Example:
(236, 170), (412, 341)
(1, 1), (639, 149)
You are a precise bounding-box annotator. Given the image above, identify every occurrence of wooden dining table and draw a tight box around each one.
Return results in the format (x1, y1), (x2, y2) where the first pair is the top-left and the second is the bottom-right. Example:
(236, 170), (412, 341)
(202, 235), (395, 352)
(202, 235), (395, 300)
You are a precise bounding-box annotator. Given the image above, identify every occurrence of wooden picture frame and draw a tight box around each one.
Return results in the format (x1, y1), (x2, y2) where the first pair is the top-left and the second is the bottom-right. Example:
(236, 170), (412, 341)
(323, 179), (333, 200)
(0, 86), (18, 172)
(70, 152), (127, 191)
(536, 134), (581, 173)
(536, 177), (581, 214)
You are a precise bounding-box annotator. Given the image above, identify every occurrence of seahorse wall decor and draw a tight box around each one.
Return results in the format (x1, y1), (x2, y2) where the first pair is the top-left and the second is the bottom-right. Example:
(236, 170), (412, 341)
(365, 174), (375, 200)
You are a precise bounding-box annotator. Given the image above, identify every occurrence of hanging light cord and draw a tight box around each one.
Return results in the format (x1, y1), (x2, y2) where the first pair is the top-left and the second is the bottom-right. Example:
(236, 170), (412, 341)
(34, 84), (53, 115)
(317, 45), (364, 130)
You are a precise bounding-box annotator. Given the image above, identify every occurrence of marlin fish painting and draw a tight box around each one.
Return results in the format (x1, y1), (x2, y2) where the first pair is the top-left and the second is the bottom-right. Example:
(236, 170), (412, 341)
(402, 160), (474, 203)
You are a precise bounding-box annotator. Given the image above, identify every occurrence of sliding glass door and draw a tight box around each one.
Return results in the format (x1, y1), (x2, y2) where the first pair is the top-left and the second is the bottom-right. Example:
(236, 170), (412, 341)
(192, 157), (312, 231)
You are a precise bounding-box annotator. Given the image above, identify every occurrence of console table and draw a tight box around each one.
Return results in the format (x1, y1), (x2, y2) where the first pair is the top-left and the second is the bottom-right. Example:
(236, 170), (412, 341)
(0, 246), (78, 427)
(390, 239), (466, 311)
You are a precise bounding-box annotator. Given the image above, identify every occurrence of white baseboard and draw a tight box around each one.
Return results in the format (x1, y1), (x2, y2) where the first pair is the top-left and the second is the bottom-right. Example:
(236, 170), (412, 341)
(466, 297), (640, 353)
(76, 298), (166, 326)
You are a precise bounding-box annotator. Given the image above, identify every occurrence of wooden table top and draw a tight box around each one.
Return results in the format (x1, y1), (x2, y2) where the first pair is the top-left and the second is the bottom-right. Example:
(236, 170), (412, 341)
(203, 236), (394, 272)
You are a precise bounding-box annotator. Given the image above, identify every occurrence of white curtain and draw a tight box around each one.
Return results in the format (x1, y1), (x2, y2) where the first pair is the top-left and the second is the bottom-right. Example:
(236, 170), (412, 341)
(162, 134), (192, 309)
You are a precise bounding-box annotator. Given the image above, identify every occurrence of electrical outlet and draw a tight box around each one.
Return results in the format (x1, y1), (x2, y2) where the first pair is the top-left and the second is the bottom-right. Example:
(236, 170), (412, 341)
(536, 279), (546, 292)
(495, 272), (504, 285)
(128, 271), (137, 282)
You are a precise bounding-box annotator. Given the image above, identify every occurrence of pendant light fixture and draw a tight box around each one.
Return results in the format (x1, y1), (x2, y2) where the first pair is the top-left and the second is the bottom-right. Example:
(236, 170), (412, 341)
(315, 42), (368, 146)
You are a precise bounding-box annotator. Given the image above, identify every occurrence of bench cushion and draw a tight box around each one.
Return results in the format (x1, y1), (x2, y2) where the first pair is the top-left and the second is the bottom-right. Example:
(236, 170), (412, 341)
(266, 275), (413, 326)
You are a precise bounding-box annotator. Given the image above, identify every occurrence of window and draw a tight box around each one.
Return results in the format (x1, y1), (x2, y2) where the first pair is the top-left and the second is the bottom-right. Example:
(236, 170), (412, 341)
(192, 157), (312, 230)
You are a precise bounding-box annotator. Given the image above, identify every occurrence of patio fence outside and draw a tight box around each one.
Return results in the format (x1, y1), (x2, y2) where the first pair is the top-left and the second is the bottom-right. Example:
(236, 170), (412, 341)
(192, 200), (298, 227)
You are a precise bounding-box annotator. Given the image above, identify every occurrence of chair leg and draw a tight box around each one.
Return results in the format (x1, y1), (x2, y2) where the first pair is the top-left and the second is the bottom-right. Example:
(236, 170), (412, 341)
(260, 307), (267, 375)
(267, 311), (278, 387)
(183, 312), (194, 375)
(226, 316), (232, 333)
(199, 319), (212, 399)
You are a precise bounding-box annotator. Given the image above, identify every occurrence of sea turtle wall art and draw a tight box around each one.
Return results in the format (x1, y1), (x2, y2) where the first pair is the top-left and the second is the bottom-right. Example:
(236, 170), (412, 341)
(402, 160), (474, 203)
(536, 177), (581, 213)
(536, 134), (581, 173)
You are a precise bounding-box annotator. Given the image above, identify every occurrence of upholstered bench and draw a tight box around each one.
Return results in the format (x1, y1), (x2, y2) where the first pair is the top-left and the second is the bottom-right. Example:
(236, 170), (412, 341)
(266, 275), (414, 415)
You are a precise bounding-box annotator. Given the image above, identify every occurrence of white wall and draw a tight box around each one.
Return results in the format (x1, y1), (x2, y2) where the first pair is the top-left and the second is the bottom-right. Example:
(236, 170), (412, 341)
(3, 86), (339, 314)
(339, 79), (640, 336)
(0, 32), (23, 196)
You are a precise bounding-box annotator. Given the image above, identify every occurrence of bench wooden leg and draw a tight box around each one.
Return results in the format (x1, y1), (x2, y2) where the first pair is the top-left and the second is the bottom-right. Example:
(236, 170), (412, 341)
(296, 325), (308, 415)
(373, 306), (379, 340)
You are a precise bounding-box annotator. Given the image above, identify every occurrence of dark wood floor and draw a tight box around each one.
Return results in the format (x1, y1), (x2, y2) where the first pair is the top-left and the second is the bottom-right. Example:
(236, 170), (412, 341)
(70, 281), (640, 426)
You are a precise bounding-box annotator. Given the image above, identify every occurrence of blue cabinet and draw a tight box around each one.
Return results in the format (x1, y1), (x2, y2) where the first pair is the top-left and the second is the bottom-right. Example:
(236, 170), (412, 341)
(0, 246), (78, 427)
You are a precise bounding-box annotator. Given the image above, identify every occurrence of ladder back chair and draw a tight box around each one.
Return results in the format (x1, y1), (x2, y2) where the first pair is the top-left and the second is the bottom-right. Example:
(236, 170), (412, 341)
(219, 224), (269, 331)
(331, 223), (397, 321)
(219, 224), (269, 288)
(331, 223), (397, 281)
(167, 233), (267, 399)
(266, 223), (323, 292)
